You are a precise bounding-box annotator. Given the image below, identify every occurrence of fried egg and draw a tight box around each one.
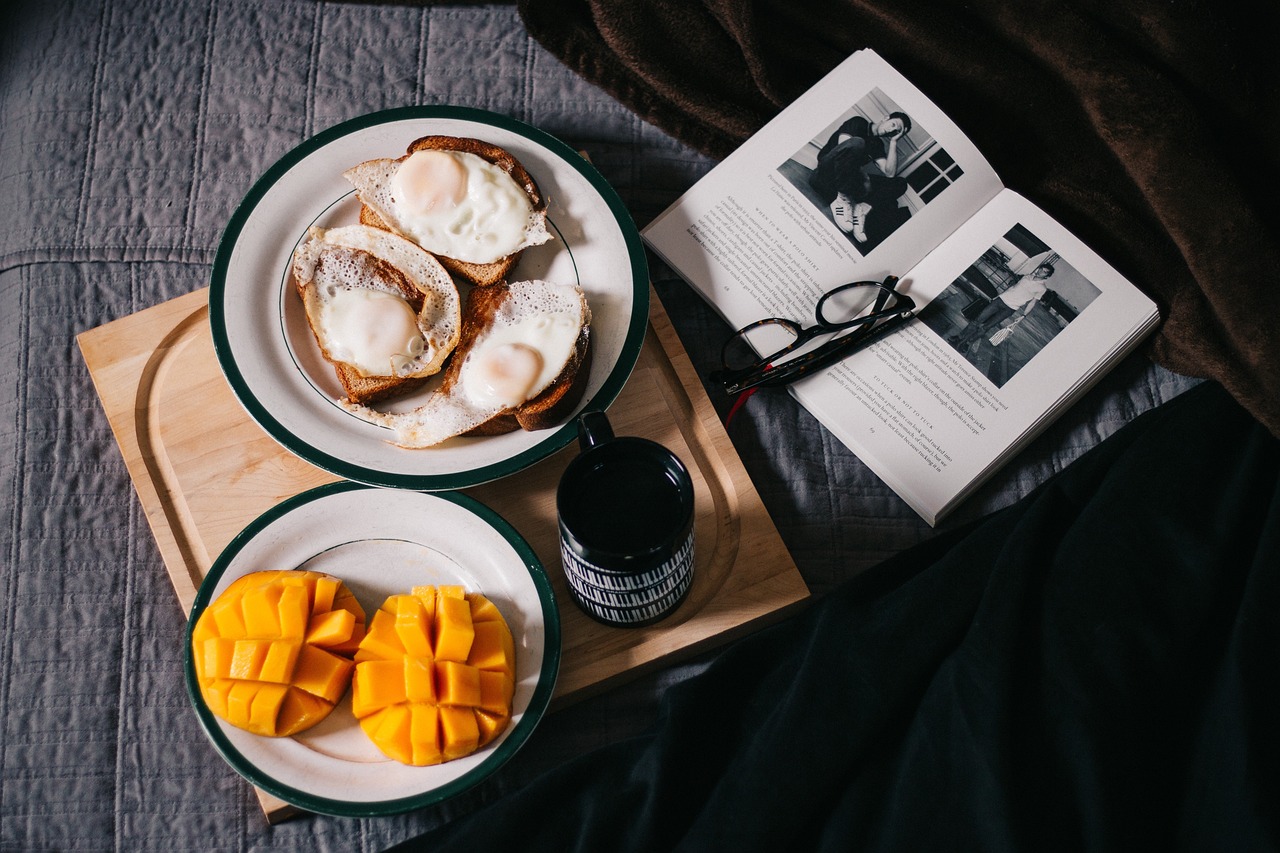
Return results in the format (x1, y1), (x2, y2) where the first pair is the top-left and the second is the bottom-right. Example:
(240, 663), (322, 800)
(292, 225), (460, 380)
(342, 279), (590, 447)
(344, 147), (552, 265)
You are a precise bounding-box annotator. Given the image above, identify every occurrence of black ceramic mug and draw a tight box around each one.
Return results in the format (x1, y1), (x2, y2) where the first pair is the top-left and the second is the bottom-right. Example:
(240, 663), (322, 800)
(556, 411), (696, 627)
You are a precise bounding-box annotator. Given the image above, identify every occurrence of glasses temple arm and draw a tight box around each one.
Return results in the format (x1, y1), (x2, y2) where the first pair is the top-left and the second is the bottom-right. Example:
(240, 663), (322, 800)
(721, 308), (914, 394)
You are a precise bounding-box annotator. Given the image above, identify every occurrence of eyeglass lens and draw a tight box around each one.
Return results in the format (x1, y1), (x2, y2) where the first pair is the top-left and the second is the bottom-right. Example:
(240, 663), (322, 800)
(816, 282), (898, 327)
(722, 319), (800, 372)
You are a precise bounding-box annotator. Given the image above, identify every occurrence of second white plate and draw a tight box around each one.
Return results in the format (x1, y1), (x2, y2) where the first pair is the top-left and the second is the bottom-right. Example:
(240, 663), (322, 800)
(184, 482), (561, 817)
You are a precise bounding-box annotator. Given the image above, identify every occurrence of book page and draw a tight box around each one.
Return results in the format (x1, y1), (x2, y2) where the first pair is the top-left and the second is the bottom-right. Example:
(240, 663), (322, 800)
(791, 189), (1159, 523)
(642, 48), (1003, 332)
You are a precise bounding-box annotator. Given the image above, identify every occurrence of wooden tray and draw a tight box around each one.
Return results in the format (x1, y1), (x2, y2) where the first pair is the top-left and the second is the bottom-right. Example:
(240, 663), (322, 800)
(78, 286), (809, 819)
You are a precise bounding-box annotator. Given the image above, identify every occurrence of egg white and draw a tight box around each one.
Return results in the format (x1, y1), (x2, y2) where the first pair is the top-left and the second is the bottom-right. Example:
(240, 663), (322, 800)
(292, 225), (461, 380)
(344, 149), (552, 265)
(342, 280), (589, 448)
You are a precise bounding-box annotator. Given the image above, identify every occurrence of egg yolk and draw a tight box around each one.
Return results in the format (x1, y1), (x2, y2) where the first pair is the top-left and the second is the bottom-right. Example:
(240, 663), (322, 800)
(470, 343), (544, 407)
(392, 150), (468, 216)
(323, 288), (425, 377)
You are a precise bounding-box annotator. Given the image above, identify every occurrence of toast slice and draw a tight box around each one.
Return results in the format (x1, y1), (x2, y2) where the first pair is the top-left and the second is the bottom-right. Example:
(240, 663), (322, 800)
(443, 282), (593, 436)
(292, 225), (461, 405)
(340, 280), (591, 448)
(332, 353), (426, 406)
(345, 135), (551, 287)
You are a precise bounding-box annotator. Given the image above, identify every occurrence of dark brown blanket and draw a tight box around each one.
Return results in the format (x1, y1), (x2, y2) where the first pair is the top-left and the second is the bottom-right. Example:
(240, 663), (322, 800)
(518, 0), (1280, 436)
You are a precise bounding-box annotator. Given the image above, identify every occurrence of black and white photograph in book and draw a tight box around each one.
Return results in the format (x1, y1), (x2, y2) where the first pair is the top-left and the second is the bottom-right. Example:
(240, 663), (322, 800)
(778, 88), (962, 255)
(917, 224), (1101, 387)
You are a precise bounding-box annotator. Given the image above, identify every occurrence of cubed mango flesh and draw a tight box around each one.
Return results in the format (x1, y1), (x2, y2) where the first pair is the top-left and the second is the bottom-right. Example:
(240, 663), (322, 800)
(477, 670), (514, 715)
(191, 570), (366, 737)
(474, 709), (509, 749)
(436, 661), (482, 707)
(360, 706), (414, 765)
(354, 610), (406, 663)
(392, 595), (434, 658)
(229, 639), (270, 681)
(240, 584), (284, 637)
(201, 637), (238, 680)
(351, 659), (409, 719)
(277, 585), (310, 638)
(467, 620), (515, 679)
(290, 644), (354, 706)
(410, 705), (442, 766)
(403, 656), (436, 704)
(432, 595), (474, 662)
(258, 639), (301, 684)
(439, 706), (480, 761)
(305, 608), (356, 648)
(352, 585), (516, 766)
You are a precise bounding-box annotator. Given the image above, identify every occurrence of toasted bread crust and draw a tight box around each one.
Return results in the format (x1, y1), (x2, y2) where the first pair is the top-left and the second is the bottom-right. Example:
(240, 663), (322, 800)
(334, 364), (431, 405)
(437, 281), (591, 436)
(292, 226), (461, 405)
(300, 247), (426, 405)
(355, 135), (547, 287)
(358, 204), (520, 288)
(296, 243), (423, 310)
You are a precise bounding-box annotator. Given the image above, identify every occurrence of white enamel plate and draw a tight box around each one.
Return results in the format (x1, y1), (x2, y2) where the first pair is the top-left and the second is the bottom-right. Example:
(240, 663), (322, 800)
(209, 107), (648, 489)
(184, 482), (560, 817)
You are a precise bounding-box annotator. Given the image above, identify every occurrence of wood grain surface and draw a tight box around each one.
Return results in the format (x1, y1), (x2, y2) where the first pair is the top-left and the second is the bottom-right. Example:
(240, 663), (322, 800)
(79, 286), (809, 820)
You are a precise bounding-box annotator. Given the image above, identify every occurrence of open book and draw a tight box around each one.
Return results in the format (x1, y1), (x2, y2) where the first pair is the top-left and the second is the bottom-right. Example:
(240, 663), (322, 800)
(642, 49), (1159, 525)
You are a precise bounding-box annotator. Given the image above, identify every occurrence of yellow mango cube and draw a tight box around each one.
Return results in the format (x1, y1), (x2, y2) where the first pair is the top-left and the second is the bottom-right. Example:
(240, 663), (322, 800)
(437, 661), (482, 707)
(439, 707), (480, 760)
(305, 608), (355, 647)
(410, 705), (443, 766)
(411, 585), (437, 611)
(354, 610), (407, 663)
(475, 709), (509, 748)
(477, 670), (514, 715)
(362, 706), (413, 765)
(404, 656), (436, 704)
(276, 585), (310, 637)
(200, 637), (238, 681)
(240, 584), (284, 637)
(351, 659), (408, 719)
(229, 639), (270, 681)
(258, 640), (301, 684)
(209, 597), (247, 639)
(393, 595), (433, 658)
(432, 594), (474, 662)
(202, 678), (234, 719)
(312, 576), (340, 613)
(249, 683), (290, 735)
(333, 587), (366, 623)
(291, 644), (353, 705)
(467, 620), (515, 678)
(276, 688), (332, 737)
(226, 681), (259, 729)
(467, 593), (503, 624)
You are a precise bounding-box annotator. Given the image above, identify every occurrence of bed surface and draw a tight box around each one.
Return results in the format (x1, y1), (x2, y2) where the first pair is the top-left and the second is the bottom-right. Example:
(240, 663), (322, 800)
(0, 2), (1201, 849)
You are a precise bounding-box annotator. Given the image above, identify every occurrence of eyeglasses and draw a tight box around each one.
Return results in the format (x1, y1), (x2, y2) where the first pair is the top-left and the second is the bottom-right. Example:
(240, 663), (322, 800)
(710, 276), (915, 395)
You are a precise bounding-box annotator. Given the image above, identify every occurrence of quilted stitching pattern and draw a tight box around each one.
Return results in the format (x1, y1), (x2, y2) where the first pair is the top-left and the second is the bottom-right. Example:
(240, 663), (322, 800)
(0, 1), (1199, 849)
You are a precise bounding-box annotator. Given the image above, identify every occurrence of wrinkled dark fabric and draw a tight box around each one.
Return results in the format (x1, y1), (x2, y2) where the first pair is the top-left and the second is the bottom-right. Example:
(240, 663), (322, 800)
(516, 0), (1280, 438)
(389, 381), (1280, 851)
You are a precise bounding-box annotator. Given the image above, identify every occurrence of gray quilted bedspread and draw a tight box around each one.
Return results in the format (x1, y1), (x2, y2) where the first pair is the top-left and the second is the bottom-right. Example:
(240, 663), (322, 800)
(0, 2), (1200, 850)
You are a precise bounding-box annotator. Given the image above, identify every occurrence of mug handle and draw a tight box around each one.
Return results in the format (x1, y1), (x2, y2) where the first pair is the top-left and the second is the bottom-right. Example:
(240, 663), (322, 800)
(576, 410), (614, 451)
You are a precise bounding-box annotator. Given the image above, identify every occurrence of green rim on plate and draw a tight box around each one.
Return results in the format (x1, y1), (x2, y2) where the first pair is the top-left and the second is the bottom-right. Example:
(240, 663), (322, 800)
(208, 106), (649, 490)
(183, 481), (562, 817)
